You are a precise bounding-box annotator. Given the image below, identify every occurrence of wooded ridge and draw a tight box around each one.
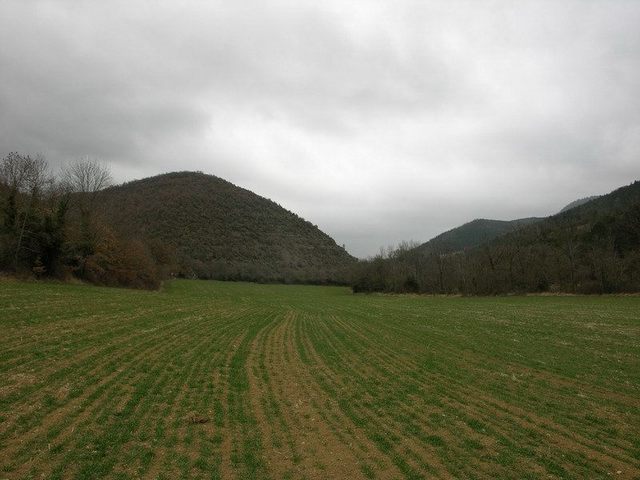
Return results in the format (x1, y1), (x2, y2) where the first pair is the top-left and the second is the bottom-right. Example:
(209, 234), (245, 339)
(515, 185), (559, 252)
(351, 181), (640, 294)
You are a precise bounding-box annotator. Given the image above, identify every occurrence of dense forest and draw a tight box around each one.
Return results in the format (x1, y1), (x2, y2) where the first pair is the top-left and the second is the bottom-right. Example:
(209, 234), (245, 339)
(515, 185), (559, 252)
(351, 181), (640, 294)
(98, 172), (355, 283)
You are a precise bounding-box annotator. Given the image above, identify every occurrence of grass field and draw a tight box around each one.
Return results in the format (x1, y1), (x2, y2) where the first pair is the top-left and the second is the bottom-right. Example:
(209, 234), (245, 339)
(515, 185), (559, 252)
(1, 279), (639, 479)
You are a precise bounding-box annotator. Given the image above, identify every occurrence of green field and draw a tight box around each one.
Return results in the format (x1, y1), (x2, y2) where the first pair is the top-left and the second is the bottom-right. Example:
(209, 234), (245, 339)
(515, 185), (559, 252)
(1, 280), (639, 479)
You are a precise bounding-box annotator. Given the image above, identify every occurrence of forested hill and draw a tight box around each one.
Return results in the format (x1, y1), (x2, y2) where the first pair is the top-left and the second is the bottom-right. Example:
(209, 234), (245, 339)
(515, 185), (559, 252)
(509, 180), (640, 254)
(352, 180), (640, 294)
(98, 171), (355, 283)
(413, 217), (542, 255)
(558, 195), (600, 213)
(411, 196), (604, 256)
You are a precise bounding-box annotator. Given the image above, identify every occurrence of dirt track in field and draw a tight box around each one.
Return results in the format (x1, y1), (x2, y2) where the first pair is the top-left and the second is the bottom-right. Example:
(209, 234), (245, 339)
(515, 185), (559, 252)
(1, 280), (639, 479)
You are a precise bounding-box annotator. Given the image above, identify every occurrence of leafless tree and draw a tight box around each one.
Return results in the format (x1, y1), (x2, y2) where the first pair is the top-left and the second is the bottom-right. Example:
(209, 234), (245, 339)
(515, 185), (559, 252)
(1, 152), (48, 192)
(1, 153), (50, 268)
(61, 157), (112, 259)
(63, 157), (112, 204)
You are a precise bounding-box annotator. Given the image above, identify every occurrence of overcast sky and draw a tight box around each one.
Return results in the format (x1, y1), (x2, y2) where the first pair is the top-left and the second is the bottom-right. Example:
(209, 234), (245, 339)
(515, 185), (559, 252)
(1, 1), (639, 257)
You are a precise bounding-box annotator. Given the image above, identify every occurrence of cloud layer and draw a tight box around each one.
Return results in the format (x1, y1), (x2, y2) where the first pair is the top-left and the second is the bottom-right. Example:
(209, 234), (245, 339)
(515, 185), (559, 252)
(2, 0), (639, 257)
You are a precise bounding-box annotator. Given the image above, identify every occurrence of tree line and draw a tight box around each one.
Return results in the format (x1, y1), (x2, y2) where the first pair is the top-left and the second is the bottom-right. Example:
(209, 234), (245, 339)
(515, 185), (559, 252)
(350, 182), (640, 295)
(0, 152), (173, 288)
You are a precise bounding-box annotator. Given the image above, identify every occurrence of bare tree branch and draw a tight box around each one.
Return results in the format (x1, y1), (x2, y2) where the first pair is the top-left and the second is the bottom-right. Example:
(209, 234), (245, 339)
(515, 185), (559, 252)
(63, 157), (112, 196)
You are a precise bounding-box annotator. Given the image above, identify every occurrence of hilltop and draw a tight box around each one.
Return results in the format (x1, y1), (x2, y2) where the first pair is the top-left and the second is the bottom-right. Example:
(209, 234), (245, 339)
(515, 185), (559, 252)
(98, 171), (355, 283)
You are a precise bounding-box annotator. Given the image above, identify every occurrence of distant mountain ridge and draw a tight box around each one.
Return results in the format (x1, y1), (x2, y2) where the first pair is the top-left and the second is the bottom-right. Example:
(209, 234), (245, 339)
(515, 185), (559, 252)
(98, 171), (354, 283)
(352, 180), (640, 294)
(559, 196), (600, 213)
(411, 195), (604, 256)
(414, 217), (542, 255)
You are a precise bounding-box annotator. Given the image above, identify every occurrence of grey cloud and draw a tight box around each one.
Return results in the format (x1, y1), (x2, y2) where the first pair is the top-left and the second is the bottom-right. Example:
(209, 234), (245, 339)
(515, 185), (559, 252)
(1, 0), (639, 257)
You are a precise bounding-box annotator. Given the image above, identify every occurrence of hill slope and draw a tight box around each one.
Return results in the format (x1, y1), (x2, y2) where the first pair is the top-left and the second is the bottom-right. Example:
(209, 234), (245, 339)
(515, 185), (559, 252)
(414, 217), (542, 255)
(98, 171), (354, 282)
(414, 194), (606, 256)
(503, 181), (640, 255)
(479, 180), (640, 292)
(558, 195), (600, 213)
(352, 180), (640, 294)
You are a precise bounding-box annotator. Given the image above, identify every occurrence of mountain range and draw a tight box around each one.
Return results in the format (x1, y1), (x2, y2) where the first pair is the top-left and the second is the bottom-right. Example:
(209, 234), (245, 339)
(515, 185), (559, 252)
(97, 171), (632, 286)
(353, 180), (640, 294)
(410, 196), (607, 257)
(4, 152), (635, 293)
